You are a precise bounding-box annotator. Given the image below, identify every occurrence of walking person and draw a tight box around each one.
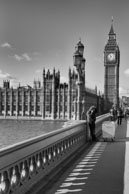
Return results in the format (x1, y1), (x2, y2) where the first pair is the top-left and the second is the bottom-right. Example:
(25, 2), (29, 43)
(124, 109), (127, 120)
(117, 107), (123, 125)
(110, 108), (115, 121)
(113, 107), (117, 121)
(87, 106), (97, 141)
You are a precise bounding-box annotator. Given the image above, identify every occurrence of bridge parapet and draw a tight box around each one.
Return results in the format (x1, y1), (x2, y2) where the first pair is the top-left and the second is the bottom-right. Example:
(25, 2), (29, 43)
(0, 114), (109, 194)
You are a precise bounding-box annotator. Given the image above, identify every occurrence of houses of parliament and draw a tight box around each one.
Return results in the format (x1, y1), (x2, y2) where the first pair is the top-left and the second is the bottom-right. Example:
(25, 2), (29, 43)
(0, 22), (120, 120)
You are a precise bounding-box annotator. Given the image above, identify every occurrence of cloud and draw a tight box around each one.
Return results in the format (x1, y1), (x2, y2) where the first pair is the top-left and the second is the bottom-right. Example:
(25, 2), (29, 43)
(60, 76), (68, 83)
(13, 53), (32, 62)
(0, 69), (21, 88)
(10, 79), (20, 88)
(124, 69), (129, 76)
(0, 70), (16, 80)
(14, 54), (23, 61)
(36, 69), (42, 73)
(22, 53), (31, 61)
(119, 86), (129, 97)
(0, 42), (11, 48)
(119, 87), (125, 94)
(0, 70), (12, 79)
(0, 70), (17, 81)
(8, 79), (29, 88)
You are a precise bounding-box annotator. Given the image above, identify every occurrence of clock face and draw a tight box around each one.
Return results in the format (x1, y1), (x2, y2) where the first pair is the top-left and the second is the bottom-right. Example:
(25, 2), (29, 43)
(107, 53), (115, 61)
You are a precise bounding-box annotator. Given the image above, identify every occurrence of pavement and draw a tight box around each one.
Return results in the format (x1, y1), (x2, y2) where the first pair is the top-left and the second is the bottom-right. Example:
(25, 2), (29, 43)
(37, 118), (128, 194)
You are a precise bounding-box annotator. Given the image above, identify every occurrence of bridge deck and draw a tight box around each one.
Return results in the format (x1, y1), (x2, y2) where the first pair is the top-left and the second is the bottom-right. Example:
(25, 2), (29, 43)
(37, 118), (128, 194)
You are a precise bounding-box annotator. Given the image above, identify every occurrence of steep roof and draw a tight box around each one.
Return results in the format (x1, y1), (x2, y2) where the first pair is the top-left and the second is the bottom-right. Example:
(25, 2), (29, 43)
(109, 23), (115, 35)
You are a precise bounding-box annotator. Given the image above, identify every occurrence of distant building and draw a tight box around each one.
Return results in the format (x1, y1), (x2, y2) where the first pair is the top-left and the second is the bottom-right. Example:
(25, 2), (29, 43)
(121, 96), (129, 109)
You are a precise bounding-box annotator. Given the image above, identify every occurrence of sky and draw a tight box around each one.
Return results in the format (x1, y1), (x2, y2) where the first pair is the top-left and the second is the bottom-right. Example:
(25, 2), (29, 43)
(0, 0), (129, 97)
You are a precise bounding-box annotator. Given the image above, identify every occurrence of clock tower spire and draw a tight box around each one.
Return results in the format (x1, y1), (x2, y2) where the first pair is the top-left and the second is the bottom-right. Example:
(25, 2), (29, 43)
(104, 19), (120, 108)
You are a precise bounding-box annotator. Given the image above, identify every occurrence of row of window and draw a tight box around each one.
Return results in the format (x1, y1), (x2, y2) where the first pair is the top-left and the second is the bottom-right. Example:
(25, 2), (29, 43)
(0, 105), (40, 111)
(0, 95), (74, 103)
(1, 96), (40, 102)
(0, 105), (74, 112)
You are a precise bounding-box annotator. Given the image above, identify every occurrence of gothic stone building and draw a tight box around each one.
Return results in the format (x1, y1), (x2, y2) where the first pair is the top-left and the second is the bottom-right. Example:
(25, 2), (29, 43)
(0, 40), (110, 120)
(104, 21), (120, 107)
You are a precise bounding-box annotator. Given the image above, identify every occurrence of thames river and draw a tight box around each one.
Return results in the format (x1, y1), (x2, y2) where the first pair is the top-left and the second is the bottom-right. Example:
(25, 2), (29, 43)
(0, 120), (65, 149)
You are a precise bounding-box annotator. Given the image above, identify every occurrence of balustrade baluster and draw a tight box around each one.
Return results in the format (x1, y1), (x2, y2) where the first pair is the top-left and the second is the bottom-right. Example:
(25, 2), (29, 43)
(0, 172), (10, 194)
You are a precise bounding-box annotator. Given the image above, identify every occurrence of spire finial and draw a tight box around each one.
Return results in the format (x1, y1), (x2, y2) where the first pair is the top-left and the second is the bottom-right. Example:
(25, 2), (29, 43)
(111, 16), (114, 24)
(109, 17), (115, 35)
(79, 37), (81, 42)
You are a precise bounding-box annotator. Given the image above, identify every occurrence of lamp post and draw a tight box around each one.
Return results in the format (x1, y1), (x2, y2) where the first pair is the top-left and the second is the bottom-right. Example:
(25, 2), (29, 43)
(113, 89), (117, 109)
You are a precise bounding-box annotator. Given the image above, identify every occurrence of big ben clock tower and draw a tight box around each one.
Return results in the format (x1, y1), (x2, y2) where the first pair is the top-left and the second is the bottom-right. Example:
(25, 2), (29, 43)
(104, 19), (120, 107)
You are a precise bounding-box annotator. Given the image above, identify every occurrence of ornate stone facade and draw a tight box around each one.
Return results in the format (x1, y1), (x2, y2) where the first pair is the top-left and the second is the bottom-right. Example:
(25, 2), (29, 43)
(104, 21), (120, 107)
(0, 41), (110, 120)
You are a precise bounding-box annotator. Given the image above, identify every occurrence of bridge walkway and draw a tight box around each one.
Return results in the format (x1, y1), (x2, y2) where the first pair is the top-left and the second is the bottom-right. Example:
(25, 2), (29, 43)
(37, 118), (128, 194)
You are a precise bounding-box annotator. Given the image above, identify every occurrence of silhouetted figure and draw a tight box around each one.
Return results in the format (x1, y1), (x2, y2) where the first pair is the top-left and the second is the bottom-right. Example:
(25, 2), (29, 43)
(87, 106), (97, 141)
(110, 108), (115, 121)
(124, 108), (128, 120)
(117, 108), (123, 125)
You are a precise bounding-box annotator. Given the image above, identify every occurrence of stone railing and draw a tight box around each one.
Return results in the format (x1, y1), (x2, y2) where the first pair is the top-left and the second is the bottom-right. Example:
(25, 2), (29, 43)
(0, 114), (109, 194)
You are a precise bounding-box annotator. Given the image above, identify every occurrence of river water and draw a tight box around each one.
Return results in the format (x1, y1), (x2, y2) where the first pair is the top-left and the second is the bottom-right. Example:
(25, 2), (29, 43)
(0, 120), (65, 149)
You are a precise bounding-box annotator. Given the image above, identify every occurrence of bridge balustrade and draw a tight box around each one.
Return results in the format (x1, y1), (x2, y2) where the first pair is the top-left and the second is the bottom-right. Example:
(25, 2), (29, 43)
(0, 114), (109, 194)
